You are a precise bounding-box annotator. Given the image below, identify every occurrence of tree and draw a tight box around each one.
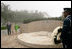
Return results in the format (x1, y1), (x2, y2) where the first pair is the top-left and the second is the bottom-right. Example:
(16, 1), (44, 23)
(1, 3), (14, 23)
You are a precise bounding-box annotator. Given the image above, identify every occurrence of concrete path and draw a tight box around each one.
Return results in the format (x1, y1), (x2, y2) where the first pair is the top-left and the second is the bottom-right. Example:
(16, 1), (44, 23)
(1, 30), (30, 48)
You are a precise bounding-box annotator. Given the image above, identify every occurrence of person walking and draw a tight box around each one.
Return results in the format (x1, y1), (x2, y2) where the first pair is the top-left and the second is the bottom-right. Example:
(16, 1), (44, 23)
(7, 22), (11, 35)
(15, 24), (19, 34)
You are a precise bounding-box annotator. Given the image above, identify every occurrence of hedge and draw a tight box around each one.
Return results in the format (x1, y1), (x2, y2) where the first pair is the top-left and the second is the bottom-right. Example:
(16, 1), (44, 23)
(1, 26), (7, 30)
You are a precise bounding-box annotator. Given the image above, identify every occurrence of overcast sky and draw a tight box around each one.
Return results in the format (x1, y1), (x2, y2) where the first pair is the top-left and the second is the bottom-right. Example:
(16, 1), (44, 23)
(1, 1), (71, 18)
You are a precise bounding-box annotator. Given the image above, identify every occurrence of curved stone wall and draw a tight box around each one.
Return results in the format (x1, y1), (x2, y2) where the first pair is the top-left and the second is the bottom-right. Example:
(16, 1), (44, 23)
(20, 20), (62, 33)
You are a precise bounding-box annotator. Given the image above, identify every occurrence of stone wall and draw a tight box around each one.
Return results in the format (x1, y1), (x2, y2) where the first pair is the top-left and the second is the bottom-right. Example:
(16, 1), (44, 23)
(20, 20), (62, 33)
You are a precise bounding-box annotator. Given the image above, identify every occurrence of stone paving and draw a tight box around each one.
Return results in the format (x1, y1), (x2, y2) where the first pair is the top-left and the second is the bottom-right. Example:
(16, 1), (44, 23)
(17, 31), (62, 48)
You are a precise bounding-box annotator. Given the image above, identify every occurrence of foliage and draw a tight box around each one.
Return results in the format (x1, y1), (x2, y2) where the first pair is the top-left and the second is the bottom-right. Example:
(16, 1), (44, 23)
(1, 26), (7, 30)
(1, 3), (15, 23)
(1, 2), (63, 24)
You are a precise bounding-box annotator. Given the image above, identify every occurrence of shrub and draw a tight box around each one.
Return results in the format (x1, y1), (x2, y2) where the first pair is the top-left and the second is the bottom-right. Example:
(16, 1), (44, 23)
(1, 26), (7, 30)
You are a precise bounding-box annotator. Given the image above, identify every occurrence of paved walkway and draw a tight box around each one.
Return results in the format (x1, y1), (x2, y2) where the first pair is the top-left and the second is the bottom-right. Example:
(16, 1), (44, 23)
(1, 30), (30, 48)
(1, 30), (62, 48)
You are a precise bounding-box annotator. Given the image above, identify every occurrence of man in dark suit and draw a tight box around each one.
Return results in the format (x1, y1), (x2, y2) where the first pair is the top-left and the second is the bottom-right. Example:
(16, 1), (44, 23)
(7, 22), (11, 35)
(60, 8), (71, 48)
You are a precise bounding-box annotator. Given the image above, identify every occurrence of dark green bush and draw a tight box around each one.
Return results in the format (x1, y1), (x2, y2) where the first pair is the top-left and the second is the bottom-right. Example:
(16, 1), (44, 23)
(23, 16), (62, 24)
(1, 26), (7, 30)
(23, 18), (47, 24)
